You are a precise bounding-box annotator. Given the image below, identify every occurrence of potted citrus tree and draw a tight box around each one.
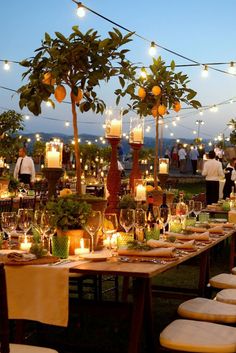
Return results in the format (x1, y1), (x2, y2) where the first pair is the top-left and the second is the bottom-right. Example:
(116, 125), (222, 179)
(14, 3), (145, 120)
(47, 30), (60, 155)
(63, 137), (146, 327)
(18, 27), (133, 194)
(116, 57), (201, 188)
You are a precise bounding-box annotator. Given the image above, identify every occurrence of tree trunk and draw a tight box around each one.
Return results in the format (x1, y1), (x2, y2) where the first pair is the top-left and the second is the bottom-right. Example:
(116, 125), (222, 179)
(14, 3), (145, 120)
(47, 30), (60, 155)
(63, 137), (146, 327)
(153, 115), (159, 189)
(71, 93), (82, 194)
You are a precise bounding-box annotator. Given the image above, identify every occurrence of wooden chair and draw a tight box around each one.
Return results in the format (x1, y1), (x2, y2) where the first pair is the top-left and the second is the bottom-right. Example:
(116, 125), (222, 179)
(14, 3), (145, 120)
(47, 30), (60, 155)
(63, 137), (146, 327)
(0, 199), (13, 213)
(19, 196), (36, 211)
(0, 263), (58, 353)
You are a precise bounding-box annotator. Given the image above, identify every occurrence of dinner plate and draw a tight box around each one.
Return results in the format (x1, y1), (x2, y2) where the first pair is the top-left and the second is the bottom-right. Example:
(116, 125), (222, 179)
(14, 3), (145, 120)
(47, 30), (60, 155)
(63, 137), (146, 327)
(81, 253), (110, 262)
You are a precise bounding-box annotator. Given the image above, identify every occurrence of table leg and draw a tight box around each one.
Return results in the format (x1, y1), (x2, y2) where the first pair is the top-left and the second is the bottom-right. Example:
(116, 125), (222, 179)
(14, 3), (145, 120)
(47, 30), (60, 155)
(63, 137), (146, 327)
(128, 278), (156, 353)
(198, 249), (210, 297)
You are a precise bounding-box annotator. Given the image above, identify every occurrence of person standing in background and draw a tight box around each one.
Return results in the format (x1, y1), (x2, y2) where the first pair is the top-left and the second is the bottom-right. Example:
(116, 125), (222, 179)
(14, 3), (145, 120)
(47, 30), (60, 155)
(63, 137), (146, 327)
(223, 158), (236, 199)
(202, 150), (224, 205)
(189, 146), (199, 175)
(14, 147), (35, 186)
(178, 144), (187, 173)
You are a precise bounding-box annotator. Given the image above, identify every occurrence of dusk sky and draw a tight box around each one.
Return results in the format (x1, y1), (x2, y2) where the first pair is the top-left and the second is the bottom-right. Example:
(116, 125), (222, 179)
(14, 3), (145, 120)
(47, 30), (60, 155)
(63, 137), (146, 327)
(0, 0), (236, 142)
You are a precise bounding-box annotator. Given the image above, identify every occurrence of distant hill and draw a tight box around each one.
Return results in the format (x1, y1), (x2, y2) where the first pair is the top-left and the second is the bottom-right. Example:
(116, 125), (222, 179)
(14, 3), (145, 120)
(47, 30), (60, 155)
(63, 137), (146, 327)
(22, 132), (211, 156)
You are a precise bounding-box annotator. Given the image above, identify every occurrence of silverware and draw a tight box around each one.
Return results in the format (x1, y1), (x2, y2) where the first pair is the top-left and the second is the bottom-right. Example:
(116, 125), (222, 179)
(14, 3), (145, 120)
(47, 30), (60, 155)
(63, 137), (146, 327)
(50, 259), (73, 266)
(118, 257), (168, 264)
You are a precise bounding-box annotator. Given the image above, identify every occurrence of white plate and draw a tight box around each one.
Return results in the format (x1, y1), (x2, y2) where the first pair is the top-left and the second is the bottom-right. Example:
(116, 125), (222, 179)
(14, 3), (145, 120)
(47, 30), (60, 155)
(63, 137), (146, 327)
(81, 253), (110, 262)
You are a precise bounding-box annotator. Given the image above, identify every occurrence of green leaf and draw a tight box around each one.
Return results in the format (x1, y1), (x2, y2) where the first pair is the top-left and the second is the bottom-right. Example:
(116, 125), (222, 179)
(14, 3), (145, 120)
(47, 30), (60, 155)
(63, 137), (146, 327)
(119, 76), (125, 88)
(45, 32), (51, 42)
(55, 32), (69, 43)
(116, 95), (121, 106)
(187, 90), (197, 100)
(170, 60), (175, 71)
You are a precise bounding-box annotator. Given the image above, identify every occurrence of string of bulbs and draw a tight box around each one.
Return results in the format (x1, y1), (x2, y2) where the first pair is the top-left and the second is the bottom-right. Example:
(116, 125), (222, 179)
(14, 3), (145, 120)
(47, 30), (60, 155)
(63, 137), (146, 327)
(72, 1), (236, 77)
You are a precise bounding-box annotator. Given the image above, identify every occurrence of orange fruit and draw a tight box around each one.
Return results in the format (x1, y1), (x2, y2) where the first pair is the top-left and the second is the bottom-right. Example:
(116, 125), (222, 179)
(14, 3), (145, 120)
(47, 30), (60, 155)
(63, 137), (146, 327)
(54, 85), (66, 103)
(138, 87), (146, 100)
(158, 104), (167, 116)
(152, 85), (161, 96)
(42, 72), (55, 86)
(151, 105), (158, 118)
(173, 101), (181, 112)
(73, 88), (83, 103)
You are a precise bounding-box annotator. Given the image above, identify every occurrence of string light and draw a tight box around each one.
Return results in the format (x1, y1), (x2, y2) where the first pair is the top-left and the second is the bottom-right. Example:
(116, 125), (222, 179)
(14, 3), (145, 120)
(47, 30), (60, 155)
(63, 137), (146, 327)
(76, 2), (86, 17)
(148, 42), (157, 57)
(24, 115), (30, 120)
(170, 132), (174, 137)
(46, 100), (53, 107)
(139, 67), (147, 79)
(228, 62), (236, 74)
(201, 65), (209, 78)
(193, 130), (197, 134)
(199, 111), (204, 116)
(65, 121), (70, 127)
(3, 60), (10, 71)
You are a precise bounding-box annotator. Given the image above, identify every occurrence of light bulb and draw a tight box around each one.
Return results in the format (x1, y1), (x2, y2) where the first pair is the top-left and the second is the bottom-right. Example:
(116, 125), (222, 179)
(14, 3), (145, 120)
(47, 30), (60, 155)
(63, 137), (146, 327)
(76, 6), (86, 17)
(140, 68), (147, 79)
(208, 142), (212, 146)
(3, 60), (10, 71)
(201, 65), (208, 78)
(65, 121), (70, 127)
(148, 42), (157, 56)
(172, 121), (177, 126)
(46, 100), (53, 107)
(176, 116), (180, 121)
(24, 115), (30, 120)
(199, 111), (203, 116)
(193, 130), (197, 135)
(170, 132), (174, 137)
(228, 62), (236, 74)
(164, 124), (168, 128)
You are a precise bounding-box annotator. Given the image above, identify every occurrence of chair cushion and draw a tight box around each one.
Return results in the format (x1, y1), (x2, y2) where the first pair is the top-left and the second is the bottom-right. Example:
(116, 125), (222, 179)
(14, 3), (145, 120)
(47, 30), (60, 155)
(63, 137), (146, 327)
(10, 344), (58, 353)
(232, 267), (236, 275)
(210, 273), (236, 289)
(160, 319), (236, 353)
(177, 297), (236, 323)
(216, 289), (236, 305)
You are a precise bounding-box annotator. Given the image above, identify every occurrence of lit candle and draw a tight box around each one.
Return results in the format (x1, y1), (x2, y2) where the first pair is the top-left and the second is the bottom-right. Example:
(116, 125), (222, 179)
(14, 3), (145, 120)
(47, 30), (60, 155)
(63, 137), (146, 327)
(74, 238), (90, 255)
(108, 119), (121, 137)
(159, 161), (168, 174)
(0, 158), (4, 168)
(135, 184), (146, 201)
(132, 127), (143, 143)
(47, 148), (60, 168)
(20, 236), (32, 251)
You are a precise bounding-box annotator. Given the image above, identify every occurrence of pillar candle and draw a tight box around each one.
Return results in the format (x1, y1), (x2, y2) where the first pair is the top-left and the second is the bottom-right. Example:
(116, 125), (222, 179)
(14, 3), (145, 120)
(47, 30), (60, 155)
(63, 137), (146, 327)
(132, 127), (143, 143)
(135, 184), (146, 201)
(109, 119), (121, 137)
(47, 148), (60, 168)
(159, 162), (168, 174)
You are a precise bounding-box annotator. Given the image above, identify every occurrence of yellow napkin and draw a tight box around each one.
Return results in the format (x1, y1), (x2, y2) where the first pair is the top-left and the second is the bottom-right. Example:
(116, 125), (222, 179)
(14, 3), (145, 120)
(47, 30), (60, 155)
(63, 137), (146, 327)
(118, 247), (176, 258)
(5, 265), (69, 327)
(186, 226), (207, 233)
(147, 239), (196, 250)
(209, 227), (224, 234)
(209, 222), (234, 229)
(166, 231), (210, 241)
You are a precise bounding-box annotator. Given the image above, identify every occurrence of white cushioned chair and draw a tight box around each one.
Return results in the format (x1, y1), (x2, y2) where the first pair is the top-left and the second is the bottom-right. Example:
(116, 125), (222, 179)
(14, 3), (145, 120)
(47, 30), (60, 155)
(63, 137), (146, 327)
(216, 288), (236, 305)
(177, 297), (236, 323)
(0, 263), (58, 353)
(160, 319), (236, 352)
(209, 273), (236, 289)
(232, 267), (236, 275)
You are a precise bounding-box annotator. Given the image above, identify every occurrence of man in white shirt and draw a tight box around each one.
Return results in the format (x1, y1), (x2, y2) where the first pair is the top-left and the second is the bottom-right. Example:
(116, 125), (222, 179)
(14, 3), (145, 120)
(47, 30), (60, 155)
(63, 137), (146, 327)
(14, 147), (35, 185)
(202, 150), (224, 205)
(178, 145), (187, 173)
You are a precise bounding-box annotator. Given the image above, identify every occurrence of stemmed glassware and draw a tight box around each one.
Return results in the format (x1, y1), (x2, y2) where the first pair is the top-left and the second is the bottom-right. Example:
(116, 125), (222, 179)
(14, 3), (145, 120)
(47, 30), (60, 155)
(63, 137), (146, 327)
(187, 200), (195, 217)
(18, 208), (33, 238)
(119, 208), (135, 234)
(84, 210), (102, 253)
(134, 208), (146, 241)
(102, 213), (118, 250)
(1, 212), (17, 244)
(159, 206), (170, 237)
(193, 201), (202, 220)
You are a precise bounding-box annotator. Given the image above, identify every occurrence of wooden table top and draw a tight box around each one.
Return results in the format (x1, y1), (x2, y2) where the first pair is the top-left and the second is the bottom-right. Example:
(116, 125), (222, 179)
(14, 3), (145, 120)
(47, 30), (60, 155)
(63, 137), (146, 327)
(70, 229), (235, 279)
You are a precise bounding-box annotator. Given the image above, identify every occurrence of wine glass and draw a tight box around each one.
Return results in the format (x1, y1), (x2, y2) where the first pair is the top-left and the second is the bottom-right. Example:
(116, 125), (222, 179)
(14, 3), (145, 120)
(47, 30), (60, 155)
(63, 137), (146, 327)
(1, 212), (17, 244)
(193, 201), (202, 220)
(102, 213), (118, 250)
(187, 200), (195, 216)
(119, 208), (135, 234)
(84, 210), (102, 253)
(18, 208), (33, 238)
(159, 206), (170, 237)
(134, 208), (146, 241)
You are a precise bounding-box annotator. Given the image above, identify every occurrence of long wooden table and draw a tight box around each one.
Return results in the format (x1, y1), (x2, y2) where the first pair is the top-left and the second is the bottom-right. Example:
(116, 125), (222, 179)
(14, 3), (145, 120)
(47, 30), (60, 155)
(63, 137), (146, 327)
(70, 229), (236, 353)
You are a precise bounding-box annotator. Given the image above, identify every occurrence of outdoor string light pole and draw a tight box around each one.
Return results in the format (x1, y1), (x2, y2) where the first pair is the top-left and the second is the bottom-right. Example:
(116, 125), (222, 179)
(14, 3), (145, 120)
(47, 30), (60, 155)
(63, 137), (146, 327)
(195, 120), (204, 138)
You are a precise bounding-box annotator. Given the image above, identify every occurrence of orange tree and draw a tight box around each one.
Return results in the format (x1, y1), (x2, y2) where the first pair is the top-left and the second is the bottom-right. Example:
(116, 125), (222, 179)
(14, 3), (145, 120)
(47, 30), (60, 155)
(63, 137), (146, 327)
(116, 57), (201, 187)
(18, 26), (133, 193)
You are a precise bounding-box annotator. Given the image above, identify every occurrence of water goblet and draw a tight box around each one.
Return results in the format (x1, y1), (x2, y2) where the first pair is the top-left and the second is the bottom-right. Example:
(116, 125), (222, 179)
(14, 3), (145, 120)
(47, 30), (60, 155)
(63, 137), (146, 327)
(1, 212), (17, 245)
(187, 200), (195, 216)
(119, 208), (135, 234)
(134, 208), (146, 241)
(159, 206), (170, 238)
(84, 210), (102, 253)
(18, 208), (33, 239)
(102, 213), (118, 251)
(193, 201), (202, 220)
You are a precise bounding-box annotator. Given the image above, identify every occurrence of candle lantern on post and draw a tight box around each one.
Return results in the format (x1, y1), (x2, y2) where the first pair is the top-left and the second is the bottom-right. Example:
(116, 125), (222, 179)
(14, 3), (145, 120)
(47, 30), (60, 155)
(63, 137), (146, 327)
(158, 157), (169, 189)
(129, 117), (144, 193)
(105, 111), (122, 212)
(43, 140), (64, 199)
